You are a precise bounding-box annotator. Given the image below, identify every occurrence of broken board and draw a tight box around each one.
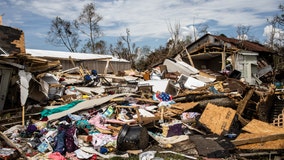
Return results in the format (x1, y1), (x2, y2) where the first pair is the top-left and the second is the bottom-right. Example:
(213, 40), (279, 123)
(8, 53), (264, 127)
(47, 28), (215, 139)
(199, 103), (236, 135)
(233, 119), (284, 150)
(46, 93), (133, 121)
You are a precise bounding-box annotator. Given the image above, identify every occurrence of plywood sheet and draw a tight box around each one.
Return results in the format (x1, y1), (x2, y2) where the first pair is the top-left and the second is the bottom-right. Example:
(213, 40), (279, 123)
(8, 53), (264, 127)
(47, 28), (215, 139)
(199, 103), (236, 135)
(237, 139), (284, 150)
(242, 119), (284, 134)
(233, 132), (284, 146)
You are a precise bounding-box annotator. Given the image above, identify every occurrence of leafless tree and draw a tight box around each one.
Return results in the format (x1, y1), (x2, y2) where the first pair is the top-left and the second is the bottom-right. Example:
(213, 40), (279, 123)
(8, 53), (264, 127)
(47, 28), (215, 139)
(236, 24), (250, 41)
(110, 28), (137, 67)
(266, 4), (284, 53)
(74, 3), (103, 53)
(47, 16), (80, 52)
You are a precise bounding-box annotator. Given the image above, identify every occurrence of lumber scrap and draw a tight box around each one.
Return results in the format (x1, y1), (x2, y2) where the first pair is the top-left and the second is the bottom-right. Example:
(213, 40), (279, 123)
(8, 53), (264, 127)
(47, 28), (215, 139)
(170, 102), (199, 112)
(183, 46), (195, 67)
(232, 133), (284, 145)
(199, 103), (236, 135)
(233, 119), (284, 150)
(0, 131), (27, 159)
(160, 102), (199, 118)
(242, 119), (284, 134)
(237, 140), (284, 150)
(46, 93), (133, 121)
(236, 87), (255, 115)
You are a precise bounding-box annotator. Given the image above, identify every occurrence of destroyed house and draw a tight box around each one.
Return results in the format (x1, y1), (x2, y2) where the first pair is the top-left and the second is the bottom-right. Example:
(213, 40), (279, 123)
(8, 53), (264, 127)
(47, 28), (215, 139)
(26, 49), (131, 74)
(0, 25), (26, 54)
(179, 34), (275, 85)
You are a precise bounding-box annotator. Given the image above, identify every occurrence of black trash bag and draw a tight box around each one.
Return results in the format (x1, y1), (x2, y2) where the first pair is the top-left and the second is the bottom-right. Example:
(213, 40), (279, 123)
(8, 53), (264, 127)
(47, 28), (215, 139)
(116, 124), (149, 151)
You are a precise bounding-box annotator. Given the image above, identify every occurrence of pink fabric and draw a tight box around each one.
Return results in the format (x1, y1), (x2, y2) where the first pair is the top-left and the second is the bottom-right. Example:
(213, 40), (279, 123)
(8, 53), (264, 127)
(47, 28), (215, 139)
(65, 152), (79, 160)
(88, 114), (109, 130)
(48, 152), (66, 160)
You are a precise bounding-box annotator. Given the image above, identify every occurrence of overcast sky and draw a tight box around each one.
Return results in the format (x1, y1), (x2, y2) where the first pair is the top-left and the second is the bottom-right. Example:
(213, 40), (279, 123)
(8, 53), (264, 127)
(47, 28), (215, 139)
(0, 0), (283, 52)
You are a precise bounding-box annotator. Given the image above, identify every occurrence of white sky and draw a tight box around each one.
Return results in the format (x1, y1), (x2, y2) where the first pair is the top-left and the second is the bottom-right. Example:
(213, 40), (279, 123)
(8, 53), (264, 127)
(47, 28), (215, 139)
(0, 0), (283, 51)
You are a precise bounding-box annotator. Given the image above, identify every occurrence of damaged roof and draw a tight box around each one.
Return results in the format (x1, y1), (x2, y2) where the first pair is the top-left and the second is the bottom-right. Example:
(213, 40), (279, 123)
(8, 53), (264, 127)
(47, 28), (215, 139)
(212, 34), (274, 53)
(185, 33), (275, 55)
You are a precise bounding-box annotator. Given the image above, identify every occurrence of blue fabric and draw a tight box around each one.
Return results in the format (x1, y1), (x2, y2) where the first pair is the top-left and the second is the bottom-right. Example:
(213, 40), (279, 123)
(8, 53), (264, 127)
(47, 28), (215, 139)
(54, 125), (66, 154)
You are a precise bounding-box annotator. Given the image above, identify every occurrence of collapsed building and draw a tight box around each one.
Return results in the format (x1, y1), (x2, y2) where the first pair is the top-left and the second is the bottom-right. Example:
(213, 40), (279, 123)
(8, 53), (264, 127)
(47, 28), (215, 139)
(0, 22), (283, 160)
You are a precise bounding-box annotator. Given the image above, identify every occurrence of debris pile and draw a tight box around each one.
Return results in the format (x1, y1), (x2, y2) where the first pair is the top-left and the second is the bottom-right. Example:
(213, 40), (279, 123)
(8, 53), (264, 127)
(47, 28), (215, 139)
(0, 53), (283, 160)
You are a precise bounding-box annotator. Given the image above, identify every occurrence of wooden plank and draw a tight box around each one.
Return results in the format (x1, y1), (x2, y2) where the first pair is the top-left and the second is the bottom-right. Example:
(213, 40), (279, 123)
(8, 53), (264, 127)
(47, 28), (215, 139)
(236, 113), (249, 126)
(69, 56), (76, 67)
(183, 46), (195, 67)
(104, 59), (110, 75)
(221, 44), (226, 70)
(199, 103), (236, 135)
(0, 131), (28, 159)
(242, 119), (284, 134)
(47, 93), (133, 121)
(232, 133), (284, 145)
(237, 139), (284, 150)
(236, 88), (255, 115)
(170, 102), (199, 111)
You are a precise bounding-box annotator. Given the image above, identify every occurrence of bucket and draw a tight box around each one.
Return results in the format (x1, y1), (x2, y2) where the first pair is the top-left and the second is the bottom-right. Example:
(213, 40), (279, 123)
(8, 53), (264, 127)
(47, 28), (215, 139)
(117, 124), (149, 151)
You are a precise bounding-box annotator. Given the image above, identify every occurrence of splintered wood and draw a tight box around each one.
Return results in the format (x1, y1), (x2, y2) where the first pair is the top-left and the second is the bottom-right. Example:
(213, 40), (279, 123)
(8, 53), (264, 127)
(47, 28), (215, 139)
(233, 119), (284, 150)
(199, 103), (236, 135)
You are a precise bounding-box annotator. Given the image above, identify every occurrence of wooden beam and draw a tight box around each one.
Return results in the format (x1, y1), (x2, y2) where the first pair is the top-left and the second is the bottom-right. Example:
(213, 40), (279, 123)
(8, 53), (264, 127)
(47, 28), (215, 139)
(183, 46), (195, 67)
(221, 44), (226, 70)
(236, 113), (249, 126)
(236, 88), (255, 115)
(109, 62), (116, 74)
(104, 59), (110, 75)
(0, 131), (28, 159)
(69, 56), (76, 67)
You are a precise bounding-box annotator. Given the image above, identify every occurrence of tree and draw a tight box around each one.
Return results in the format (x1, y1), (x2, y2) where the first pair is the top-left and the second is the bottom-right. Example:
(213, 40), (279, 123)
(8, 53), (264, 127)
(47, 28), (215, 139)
(276, 4), (284, 26)
(110, 40), (126, 59)
(266, 16), (278, 49)
(110, 28), (137, 68)
(167, 22), (181, 56)
(193, 23), (209, 41)
(266, 4), (284, 53)
(134, 45), (151, 71)
(47, 16), (80, 52)
(47, 3), (106, 54)
(74, 3), (103, 53)
(236, 24), (250, 41)
(94, 40), (107, 55)
(263, 4), (284, 82)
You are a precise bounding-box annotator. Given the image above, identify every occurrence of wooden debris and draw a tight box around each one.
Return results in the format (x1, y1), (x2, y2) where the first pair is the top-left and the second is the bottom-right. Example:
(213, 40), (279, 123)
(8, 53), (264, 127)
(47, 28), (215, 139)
(242, 119), (284, 133)
(199, 103), (236, 135)
(233, 119), (284, 150)
(0, 131), (28, 159)
(236, 87), (255, 115)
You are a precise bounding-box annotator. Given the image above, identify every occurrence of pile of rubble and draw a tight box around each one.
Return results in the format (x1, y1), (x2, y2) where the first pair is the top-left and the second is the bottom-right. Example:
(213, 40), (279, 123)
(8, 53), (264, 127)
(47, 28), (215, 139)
(0, 54), (283, 160)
